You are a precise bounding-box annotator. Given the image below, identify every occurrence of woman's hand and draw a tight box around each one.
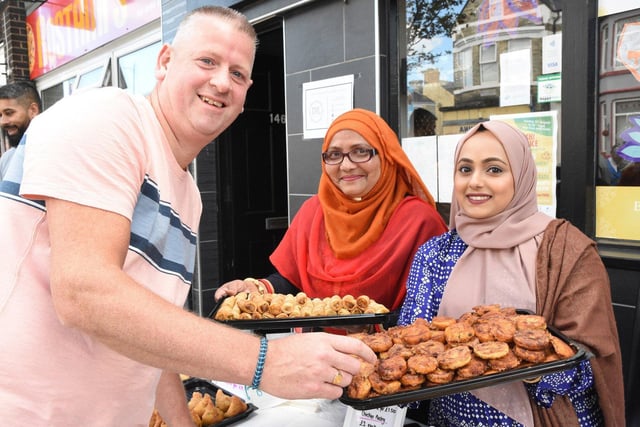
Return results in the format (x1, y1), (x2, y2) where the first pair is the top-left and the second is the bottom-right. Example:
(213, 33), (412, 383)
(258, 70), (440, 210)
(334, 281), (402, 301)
(214, 279), (258, 301)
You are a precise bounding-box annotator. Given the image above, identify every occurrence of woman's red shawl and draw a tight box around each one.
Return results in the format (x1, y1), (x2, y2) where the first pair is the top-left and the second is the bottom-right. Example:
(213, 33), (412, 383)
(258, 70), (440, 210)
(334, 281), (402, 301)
(269, 195), (446, 310)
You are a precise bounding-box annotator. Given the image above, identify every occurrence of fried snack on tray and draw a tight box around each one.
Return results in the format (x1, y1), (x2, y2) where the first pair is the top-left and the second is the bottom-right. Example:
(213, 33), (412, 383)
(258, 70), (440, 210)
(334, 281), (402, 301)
(214, 291), (390, 320)
(346, 304), (578, 400)
(149, 386), (248, 427)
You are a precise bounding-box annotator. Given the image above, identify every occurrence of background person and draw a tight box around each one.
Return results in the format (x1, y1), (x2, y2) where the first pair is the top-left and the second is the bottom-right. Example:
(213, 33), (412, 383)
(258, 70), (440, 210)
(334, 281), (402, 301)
(215, 108), (447, 311)
(0, 6), (375, 426)
(0, 81), (41, 179)
(399, 120), (624, 426)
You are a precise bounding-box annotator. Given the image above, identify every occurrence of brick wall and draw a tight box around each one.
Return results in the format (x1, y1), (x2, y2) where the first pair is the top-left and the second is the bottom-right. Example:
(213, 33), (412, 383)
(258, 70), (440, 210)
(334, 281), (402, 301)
(1, 1), (30, 82)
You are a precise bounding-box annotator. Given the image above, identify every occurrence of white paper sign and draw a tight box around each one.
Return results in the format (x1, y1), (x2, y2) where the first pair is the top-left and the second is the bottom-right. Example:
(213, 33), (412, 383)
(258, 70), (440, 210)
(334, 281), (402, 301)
(500, 49), (531, 107)
(542, 33), (562, 75)
(343, 405), (407, 427)
(303, 75), (354, 139)
(402, 136), (438, 200)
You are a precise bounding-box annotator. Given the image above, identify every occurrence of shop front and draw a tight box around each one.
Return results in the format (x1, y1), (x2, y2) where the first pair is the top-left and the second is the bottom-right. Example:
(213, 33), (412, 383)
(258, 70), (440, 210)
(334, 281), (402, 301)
(3, 0), (639, 424)
(200, 1), (640, 423)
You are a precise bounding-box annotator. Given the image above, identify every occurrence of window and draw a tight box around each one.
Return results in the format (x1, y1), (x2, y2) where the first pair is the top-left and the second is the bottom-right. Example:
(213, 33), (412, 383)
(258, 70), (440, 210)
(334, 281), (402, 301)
(508, 39), (531, 52)
(456, 48), (473, 89)
(600, 24), (609, 71)
(613, 15), (640, 69)
(76, 60), (111, 91)
(117, 41), (161, 96)
(35, 23), (159, 110)
(40, 77), (76, 110)
(613, 99), (640, 148)
(480, 43), (498, 84)
(402, 0), (562, 216)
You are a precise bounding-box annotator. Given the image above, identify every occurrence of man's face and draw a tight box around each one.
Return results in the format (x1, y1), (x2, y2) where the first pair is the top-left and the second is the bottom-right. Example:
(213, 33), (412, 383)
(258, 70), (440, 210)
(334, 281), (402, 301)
(155, 14), (255, 145)
(0, 98), (35, 146)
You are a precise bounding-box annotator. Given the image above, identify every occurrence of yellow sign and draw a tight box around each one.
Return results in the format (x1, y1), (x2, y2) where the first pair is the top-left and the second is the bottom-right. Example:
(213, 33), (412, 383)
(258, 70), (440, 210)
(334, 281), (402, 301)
(596, 187), (640, 240)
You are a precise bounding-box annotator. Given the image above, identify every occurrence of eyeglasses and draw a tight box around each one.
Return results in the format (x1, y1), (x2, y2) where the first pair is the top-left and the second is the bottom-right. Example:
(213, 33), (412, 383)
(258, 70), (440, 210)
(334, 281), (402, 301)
(321, 148), (378, 165)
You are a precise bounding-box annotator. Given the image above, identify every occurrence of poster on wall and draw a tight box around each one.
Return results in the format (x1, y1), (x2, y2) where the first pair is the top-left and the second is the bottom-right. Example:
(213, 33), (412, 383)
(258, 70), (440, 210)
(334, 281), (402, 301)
(490, 111), (558, 217)
(302, 75), (354, 139)
(596, 115), (640, 241)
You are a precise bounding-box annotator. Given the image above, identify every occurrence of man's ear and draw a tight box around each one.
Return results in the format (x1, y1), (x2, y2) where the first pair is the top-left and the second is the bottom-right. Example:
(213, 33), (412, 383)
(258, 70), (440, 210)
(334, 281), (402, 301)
(28, 102), (40, 118)
(155, 44), (171, 80)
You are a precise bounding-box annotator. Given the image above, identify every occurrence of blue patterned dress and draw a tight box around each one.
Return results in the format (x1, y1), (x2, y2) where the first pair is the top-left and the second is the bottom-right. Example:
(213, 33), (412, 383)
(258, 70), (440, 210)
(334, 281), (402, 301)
(398, 231), (603, 427)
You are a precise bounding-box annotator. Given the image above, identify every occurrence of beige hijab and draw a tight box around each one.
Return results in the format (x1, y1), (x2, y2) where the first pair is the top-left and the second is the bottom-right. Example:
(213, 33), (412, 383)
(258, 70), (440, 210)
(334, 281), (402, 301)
(438, 121), (553, 426)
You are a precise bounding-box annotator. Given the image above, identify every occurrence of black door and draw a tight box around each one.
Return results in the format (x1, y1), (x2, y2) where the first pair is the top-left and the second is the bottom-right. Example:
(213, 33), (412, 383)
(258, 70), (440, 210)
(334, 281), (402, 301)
(217, 24), (288, 282)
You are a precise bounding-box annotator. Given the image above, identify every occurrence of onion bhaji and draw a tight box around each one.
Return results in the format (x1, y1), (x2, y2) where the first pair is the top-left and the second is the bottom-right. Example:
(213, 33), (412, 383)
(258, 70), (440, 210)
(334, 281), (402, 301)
(346, 304), (578, 400)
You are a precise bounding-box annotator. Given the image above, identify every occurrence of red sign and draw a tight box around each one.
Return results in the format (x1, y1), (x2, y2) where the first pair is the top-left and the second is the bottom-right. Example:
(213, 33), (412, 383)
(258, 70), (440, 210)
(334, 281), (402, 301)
(27, 0), (161, 79)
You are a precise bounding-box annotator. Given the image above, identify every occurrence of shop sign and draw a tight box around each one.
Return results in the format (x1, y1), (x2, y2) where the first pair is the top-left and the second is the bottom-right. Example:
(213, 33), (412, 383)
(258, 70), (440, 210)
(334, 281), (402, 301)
(537, 73), (561, 103)
(26, 0), (161, 79)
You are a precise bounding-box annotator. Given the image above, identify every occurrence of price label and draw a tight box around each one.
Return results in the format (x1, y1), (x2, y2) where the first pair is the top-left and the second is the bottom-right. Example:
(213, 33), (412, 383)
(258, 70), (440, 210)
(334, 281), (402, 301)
(342, 405), (407, 427)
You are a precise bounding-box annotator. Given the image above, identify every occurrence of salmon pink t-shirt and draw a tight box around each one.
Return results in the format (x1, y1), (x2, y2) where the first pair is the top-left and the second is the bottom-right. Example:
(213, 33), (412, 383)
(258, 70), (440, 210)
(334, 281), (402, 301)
(0, 87), (201, 426)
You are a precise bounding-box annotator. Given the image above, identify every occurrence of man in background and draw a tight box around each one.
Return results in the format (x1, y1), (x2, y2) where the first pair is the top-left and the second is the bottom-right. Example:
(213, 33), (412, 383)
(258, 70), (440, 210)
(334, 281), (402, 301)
(0, 81), (42, 179)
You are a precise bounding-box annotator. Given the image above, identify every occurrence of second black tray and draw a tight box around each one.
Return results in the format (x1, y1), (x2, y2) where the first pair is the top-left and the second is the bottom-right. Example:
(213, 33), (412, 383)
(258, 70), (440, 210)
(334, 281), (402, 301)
(183, 378), (257, 426)
(339, 325), (591, 410)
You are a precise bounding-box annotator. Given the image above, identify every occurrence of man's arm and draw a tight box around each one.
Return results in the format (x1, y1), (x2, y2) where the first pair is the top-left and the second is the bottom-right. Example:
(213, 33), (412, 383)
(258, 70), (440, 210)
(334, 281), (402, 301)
(154, 371), (195, 427)
(46, 198), (376, 400)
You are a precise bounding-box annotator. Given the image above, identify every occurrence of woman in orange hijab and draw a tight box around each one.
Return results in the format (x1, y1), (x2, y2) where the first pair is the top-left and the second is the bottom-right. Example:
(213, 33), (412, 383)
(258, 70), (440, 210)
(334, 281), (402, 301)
(215, 108), (446, 310)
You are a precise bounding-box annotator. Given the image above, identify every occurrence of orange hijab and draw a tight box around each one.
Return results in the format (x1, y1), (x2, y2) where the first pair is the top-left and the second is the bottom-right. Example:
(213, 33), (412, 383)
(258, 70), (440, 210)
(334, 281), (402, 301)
(318, 108), (435, 259)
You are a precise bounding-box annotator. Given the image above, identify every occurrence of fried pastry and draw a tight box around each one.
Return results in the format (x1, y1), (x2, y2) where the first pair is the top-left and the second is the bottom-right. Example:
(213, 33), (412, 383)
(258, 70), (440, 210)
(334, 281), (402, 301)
(413, 340), (446, 357)
(473, 341), (510, 360)
(455, 355), (488, 379)
(369, 371), (402, 395)
(437, 346), (472, 370)
(513, 345), (547, 363)
(407, 354), (438, 375)
(515, 314), (547, 330)
(431, 315), (457, 330)
(384, 343), (414, 359)
(214, 291), (389, 320)
(489, 318), (516, 343)
(400, 373), (426, 388)
(347, 374), (372, 399)
(473, 321), (495, 342)
(513, 328), (549, 351)
(488, 349), (520, 371)
(473, 304), (502, 315)
(400, 319), (431, 345)
(224, 396), (248, 418)
(426, 367), (455, 384)
(362, 332), (394, 353)
(378, 355), (408, 381)
(444, 322), (475, 344)
(549, 335), (576, 359)
(346, 305), (578, 401)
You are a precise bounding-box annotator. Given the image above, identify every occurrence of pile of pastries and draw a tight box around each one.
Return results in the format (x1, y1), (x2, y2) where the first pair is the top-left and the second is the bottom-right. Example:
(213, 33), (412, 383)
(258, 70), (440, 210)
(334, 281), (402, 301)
(149, 388), (248, 427)
(346, 304), (576, 400)
(214, 291), (389, 321)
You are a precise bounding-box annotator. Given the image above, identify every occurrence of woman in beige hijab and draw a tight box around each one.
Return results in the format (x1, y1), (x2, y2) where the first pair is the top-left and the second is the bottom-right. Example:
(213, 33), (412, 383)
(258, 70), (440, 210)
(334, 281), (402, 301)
(399, 121), (624, 426)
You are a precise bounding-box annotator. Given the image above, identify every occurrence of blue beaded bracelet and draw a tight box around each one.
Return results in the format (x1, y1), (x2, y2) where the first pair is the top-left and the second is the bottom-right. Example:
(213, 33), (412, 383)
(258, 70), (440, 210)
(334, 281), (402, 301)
(251, 336), (268, 389)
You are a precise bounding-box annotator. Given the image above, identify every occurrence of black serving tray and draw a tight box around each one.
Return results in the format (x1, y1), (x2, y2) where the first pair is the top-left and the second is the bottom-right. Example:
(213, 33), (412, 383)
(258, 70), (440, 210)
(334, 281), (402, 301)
(183, 378), (257, 426)
(211, 311), (399, 331)
(209, 297), (398, 331)
(339, 322), (591, 410)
